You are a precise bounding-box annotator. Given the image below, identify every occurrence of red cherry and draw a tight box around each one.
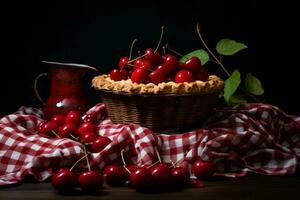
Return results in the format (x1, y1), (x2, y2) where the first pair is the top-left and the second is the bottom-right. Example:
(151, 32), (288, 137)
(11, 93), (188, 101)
(78, 122), (96, 136)
(180, 57), (202, 73)
(37, 121), (46, 132)
(80, 131), (97, 143)
(78, 171), (104, 193)
(145, 48), (162, 65)
(110, 69), (123, 81)
(39, 121), (58, 137)
(195, 68), (209, 82)
(51, 115), (65, 126)
(129, 167), (153, 191)
(65, 110), (82, 127)
(52, 168), (78, 193)
(175, 70), (194, 83)
(118, 56), (129, 69)
(162, 54), (178, 74)
(192, 159), (216, 180)
(148, 67), (166, 84)
(149, 163), (171, 186)
(131, 67), (149, 84)
(140, 60), (152, 70)
(83, 113), (98, 124)
(126, 165), (139, 174)
(103, 165), (127, 186)
(120, 69), (129, 79)
(58, 123), (78, 138)
(134, 58), (144, 68)
(91, 136), (111, 153)
(171, 166), (190, 186)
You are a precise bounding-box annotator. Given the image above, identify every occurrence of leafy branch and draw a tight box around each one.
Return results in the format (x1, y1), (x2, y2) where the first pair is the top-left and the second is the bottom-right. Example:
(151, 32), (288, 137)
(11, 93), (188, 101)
(178, 23), (264, 106)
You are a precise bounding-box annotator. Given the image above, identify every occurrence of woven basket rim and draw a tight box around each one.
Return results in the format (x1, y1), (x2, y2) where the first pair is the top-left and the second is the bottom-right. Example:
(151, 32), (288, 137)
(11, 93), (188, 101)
(98, 89), (221, 97)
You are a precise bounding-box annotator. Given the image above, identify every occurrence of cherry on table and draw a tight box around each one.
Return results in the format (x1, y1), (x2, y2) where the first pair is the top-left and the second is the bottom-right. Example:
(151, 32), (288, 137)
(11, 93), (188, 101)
(52, 168), (78, 193)
(129, 166), (153, 191)
(149, 163), (171, 186)
(171, 166), (190, 186)
(192, 159), (216, 180)
(78, 171), (104, 193)
(103, 165), (127, 186)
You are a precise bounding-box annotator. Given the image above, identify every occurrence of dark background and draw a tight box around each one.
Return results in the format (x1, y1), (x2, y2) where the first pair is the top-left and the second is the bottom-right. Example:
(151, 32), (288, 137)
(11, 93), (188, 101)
(1, 0), (299, 116)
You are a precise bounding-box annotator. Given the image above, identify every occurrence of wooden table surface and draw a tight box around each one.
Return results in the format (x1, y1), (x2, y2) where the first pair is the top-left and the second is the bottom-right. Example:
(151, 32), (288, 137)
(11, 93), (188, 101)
(1, 175), (299, 200)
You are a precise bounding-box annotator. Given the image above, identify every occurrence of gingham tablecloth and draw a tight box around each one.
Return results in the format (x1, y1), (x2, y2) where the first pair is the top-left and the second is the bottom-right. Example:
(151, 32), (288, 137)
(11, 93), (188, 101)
(0, 103), (299, 186)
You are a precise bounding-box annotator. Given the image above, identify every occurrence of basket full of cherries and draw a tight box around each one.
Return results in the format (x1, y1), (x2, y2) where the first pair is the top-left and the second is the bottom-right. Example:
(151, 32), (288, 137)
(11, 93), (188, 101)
(92, 26), (224, 131)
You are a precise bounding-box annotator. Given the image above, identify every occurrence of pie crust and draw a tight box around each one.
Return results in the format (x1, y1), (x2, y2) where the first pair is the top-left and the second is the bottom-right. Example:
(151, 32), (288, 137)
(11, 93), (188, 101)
(92, 74), (224, 94)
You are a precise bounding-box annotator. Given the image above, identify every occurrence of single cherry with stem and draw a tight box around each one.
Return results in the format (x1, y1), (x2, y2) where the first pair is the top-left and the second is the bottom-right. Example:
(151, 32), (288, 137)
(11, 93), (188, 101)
(51, 154), (88, 193)
(149, 147), (171, 188)
(78, 146), (104, 193)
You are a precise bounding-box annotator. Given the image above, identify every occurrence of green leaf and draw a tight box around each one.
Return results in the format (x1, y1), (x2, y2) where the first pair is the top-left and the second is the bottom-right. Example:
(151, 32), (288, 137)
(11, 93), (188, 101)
(216, 39), (248, 56)
(224, 69), (241, 104)
(180, 49), (209, 65)
(228, 94), (247, 106)
(245, 73), (264, 95)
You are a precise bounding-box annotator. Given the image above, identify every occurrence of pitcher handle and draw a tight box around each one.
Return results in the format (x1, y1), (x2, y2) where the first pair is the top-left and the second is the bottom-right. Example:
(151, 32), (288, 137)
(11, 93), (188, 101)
(34, 73), (48, 105)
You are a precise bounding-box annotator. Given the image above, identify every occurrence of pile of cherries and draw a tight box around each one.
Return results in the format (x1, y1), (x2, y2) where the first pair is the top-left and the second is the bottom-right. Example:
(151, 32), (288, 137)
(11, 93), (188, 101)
(110, 48), (209, 84)
(37, 110), (111, 153)
(37, 110), (216, 194)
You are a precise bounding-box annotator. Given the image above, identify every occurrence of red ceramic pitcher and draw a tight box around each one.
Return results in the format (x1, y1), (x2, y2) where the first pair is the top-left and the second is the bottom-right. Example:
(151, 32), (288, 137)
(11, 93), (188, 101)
(34, 61), (98, 119)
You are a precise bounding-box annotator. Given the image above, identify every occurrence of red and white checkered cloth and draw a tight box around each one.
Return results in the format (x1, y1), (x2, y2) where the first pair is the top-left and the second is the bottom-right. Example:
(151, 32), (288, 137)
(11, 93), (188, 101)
(0, 103), (299, 186)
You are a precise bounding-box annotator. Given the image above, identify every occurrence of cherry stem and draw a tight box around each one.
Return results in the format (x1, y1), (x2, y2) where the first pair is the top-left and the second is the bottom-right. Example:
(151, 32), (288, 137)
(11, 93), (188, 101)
(170, 160), (175, 168)
(196, 23), (230, 77)
(120, 149), (131, 174)
(70, 134), (78, 141)
(173, 158), (184, 166)
(83, 145), (91, 171)
(51, 130), (60, 138)
(129, 38), (138, 60)
(70, 154), (88, 171)
(162, 46), (166, 54)
(120, 149), (127, 167)
(127, 54), (146, 64)
(154, 147), (162, 163)
(164, 44), (184, 57)
(155, 26), (165, 52)
(149, 160), (160, 168)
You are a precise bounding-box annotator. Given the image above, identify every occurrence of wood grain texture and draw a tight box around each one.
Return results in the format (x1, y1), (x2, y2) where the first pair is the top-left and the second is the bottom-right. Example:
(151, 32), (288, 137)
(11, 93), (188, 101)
(1, 176), (299, 200)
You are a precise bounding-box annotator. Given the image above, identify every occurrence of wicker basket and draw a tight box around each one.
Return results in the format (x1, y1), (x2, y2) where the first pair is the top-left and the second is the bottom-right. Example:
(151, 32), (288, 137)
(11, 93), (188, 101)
(97, 90), (220, 131)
